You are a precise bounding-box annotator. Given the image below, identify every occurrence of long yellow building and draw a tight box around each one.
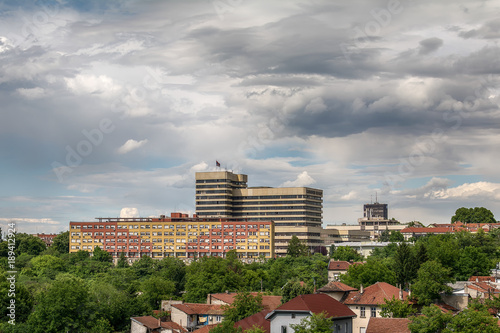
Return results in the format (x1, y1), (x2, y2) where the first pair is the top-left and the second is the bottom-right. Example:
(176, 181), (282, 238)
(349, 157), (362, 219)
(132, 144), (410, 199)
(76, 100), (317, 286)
(69, 213), (274, 263)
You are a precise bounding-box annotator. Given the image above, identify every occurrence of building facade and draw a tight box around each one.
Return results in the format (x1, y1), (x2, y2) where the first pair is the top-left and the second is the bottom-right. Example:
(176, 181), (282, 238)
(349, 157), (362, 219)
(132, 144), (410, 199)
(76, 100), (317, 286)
(196, 171), (323, 255)
(69, 213), (274, 262)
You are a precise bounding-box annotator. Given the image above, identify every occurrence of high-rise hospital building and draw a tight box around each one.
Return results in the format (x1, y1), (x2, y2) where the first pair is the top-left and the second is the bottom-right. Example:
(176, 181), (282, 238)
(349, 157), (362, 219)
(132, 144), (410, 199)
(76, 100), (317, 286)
(195, 171), (324, 255)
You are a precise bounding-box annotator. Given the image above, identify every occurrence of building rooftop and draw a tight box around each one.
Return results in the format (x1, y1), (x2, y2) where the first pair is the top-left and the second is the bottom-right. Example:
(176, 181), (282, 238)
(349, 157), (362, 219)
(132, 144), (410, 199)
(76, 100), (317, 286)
(366, 318), (410, 333)
(317, 281), (358, 293)
(208, 292), (282, 311)
(266, 294), (356, 319)
(343, 282), (409, 306)
(171, 303), (225, 315)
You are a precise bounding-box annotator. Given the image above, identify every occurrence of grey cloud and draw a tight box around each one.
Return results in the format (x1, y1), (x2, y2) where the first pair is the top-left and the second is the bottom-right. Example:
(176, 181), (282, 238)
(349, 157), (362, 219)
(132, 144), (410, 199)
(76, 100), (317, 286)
(418, 37), (443, 55)
(459, 19), (500, 39)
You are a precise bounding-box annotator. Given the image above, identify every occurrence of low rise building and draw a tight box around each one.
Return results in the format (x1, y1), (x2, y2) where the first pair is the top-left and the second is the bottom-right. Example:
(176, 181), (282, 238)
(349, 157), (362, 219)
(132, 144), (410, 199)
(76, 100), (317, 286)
(343, 282), (410, 333)
(69, 213), (274, 262)
(170, 303), (224, 331)
(130, 316), (186, 333)
(207, 292), (281, 311)
(327, 260), (363, 282)
(265, 293), (356, 333)
(317, 281), (358, 302)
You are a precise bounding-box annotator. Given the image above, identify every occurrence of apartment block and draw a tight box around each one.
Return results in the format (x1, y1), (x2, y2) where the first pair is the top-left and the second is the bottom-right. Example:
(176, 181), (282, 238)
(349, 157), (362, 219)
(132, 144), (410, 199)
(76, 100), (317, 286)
(196, 171), (323, 255)
(69, 213), (274, 262)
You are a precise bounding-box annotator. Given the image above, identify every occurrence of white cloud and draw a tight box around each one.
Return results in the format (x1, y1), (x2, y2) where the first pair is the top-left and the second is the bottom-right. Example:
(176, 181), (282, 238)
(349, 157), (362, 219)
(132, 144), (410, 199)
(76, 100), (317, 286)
(281, 171), (316, 187)
(120, 207), (140, 218)
(433, 182), (500, 200)
(0, 217), (59, 225)
(65, 74), (121, 98)
(117, 139), (148, 154)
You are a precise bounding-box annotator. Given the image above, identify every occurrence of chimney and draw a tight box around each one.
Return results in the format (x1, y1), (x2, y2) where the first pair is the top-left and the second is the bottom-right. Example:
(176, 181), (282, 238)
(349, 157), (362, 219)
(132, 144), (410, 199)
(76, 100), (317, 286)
(158, 317), (161, 327)
(360, 284), (364, 294)
(399, 287), (403, 301)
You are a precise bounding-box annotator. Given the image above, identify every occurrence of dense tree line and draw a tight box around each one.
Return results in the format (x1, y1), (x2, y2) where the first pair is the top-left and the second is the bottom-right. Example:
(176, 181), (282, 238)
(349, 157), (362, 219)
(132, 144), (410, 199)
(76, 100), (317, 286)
(0, 233), (329, 332)
(2, 221), (500, 332)
(340, 229), (500, 305)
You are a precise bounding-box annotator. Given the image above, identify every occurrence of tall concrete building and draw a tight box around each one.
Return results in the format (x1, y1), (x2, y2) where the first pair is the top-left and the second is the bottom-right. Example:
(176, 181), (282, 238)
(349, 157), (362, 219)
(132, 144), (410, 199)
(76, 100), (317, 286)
(196, 171), (323, 255)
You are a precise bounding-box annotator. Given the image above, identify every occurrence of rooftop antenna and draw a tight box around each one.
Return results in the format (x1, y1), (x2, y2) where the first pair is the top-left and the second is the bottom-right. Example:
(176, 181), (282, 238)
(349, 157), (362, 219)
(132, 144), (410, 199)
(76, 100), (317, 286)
(370, 195), (373, 204)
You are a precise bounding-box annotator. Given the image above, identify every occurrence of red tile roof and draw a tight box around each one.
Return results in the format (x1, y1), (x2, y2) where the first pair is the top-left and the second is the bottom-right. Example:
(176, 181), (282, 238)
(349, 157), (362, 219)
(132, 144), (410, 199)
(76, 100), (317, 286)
(171, 303), (225, 315)
(162, 321), (188, 333)
(366, 318), (410, 333)
(269, 293), (355, 319)
(234, 310), (271, 333)
(208, 293), (282, 310)
(343, 282), (409, 306)
(469, 276), (495, 282)
(191, 324), (218, 333)
(317, 281), (358, 293)
(131, 316), (187, 332)
(328, 260), (351, 271)
(328, 260), (363, 271)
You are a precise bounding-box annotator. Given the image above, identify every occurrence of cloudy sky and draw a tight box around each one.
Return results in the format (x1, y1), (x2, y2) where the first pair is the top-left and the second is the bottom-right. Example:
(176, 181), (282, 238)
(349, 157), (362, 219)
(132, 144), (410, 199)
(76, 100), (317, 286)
(1, 0), (500, 234)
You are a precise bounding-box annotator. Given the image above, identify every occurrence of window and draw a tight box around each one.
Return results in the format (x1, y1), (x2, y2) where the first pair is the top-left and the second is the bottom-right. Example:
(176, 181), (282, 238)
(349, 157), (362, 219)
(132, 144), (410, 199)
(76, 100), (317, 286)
(291, 313), (295, 319)
(281, 326), (287, 333)
(360, 306), (366, 318)
(371, 307), (376, 317)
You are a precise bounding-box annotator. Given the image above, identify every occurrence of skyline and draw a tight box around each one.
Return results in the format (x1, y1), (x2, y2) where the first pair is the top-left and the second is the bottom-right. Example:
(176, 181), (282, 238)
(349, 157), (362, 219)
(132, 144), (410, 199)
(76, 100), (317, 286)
(1, 0), (499, 234)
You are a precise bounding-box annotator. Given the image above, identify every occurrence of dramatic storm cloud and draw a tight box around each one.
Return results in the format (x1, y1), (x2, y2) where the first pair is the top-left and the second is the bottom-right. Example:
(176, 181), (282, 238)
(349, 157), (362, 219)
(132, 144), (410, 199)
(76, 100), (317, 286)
(1, 0), (499, 233)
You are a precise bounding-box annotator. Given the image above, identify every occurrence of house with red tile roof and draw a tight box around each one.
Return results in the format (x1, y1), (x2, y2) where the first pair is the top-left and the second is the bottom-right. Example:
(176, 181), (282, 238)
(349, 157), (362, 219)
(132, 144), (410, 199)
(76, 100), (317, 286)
(401, 222), (500, 240)
(170, 303), (225, 331)
(234, 309), (271, 333)
(265, 293), (356, 333)
(207, 292), (282, 311)
(343, 282), (409, 333)
(190, 324), (218, 333)
(130, 316), (187, 333)
(317, 281), (358, 302)
(366, 318), (410, 333)
(328, 260), (363, 282)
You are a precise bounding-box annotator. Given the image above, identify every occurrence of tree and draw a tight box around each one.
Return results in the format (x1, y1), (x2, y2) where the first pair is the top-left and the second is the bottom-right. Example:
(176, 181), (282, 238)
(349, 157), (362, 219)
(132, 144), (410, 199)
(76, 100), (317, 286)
(408, 304), (452, 333)
(281, 280), (313, 304)
(340, 258), (396, 289)
(389, 231), (405, 242)
(411, 260), (453, 305)
(28, 255), (66, 279)
(222, 291), (263, 323)
(17, 234), (46, 256)
(451, 207), (496, 224)
(290, 312), (333, 333)
(140, 276), (176, 310)
(183, 256), (243, 303)
(393, 242), (417, 290)
(445, 303), (500, 333)
(92, 246), (113, 263)
(456, 246), (495, 280)
(51, 231), (69, 253)
(331, 246), (363, 262)
(287, 235), (309, 257)
(380, 296), (416, 318)
(28, 274), (92, 332)
(116, 252), (128, 268)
